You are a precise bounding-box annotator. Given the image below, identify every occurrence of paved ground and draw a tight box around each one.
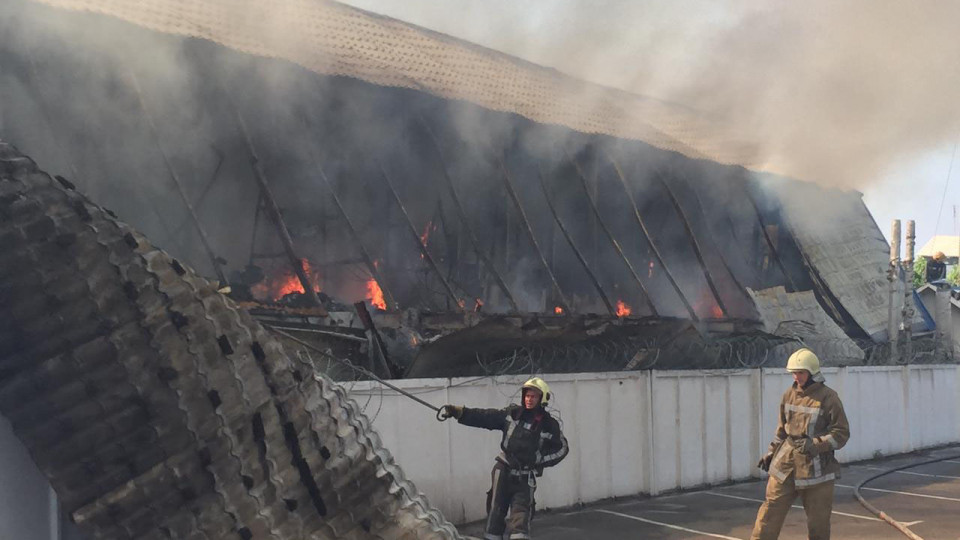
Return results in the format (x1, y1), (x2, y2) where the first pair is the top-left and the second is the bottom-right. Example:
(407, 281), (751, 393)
(461, 445), (960, 539)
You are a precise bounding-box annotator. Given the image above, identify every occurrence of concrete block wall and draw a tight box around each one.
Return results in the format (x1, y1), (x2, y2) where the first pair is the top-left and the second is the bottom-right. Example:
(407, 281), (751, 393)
(0, 415), (58, 540)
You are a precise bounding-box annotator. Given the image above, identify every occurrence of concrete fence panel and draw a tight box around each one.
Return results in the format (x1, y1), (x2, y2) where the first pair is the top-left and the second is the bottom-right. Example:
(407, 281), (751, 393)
(3, 365), (960, 531)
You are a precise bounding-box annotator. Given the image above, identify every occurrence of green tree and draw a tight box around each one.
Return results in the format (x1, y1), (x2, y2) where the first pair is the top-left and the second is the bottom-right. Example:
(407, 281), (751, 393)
(950, 265), (960, 287)
(913, 257), (927, 289)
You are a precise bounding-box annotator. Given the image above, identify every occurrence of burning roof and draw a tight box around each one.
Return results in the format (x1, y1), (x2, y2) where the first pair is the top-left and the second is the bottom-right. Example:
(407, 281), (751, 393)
(0, 0), (894, 375)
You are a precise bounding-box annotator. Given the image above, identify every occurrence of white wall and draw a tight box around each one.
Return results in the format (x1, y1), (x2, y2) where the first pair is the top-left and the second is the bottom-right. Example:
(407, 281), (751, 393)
(347, 365), (960, 524)
(0, 414), (59, 540)
(3, 366), (959, 533)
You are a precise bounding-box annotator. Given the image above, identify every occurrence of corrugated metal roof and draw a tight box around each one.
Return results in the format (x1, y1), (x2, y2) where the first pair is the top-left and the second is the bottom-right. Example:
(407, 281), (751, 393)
(761, 176), (892, 339)
(918, 235), (960, 258)
(33, 0), (761, 168)
(748, 286), (864, 364)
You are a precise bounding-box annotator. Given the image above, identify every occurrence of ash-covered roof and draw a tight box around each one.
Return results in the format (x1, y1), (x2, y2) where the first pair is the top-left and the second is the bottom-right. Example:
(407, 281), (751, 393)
(34, 0), (760, 168)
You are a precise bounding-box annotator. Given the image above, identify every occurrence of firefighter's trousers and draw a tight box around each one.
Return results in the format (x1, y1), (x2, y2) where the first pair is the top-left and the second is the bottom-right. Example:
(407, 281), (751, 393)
(751, 473), (834, 540)
(484, 462), (535, 540)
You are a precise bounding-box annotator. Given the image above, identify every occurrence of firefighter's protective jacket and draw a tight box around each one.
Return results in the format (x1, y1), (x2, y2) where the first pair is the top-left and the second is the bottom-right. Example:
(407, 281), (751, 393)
(458, 404), (568, 472)
(766, 380), (850, 488)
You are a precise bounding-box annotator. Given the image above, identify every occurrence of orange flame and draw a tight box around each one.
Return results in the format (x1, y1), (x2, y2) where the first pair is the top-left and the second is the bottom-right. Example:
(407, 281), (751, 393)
(554, 306), (563, 314)
(251, 259), (321, 301)
(616, 300), (632, 317)
(712, 305), (724, 318)
(420, 221), (433, 245)
(366, 279), (386, 310)
(419, 221), (435, 259)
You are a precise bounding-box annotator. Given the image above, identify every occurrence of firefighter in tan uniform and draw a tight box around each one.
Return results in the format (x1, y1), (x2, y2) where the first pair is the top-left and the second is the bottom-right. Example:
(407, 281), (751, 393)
(751, 348), (850, 540)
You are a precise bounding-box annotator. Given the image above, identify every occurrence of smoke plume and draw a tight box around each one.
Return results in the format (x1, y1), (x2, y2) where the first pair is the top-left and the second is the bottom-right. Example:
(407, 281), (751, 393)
(340, 0), (960, 188)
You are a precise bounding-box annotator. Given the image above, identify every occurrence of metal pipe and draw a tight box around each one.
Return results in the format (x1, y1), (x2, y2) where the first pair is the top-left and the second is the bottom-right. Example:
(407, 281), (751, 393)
(656, 170), (728, 317)
(315, 162), (398, 311)
(495, 154), (572, 313)
(889, 219), (901, 361)
(354, 301), (399, 378)
(604, 152), (698, 321)
(248, 189), (263, 263)
(129, 73), (229, 286)
(171, 145), (225, 237)
(233, 105), (324, 309)
(903, 219), (915, 363)
(537, 167), (617, 316)
(904, 220), (915, 268)
(569, 157), (657, 316)
(260, 324), (367, 343)
(378, 165), (465, 312)
(419, 120), (520, 313)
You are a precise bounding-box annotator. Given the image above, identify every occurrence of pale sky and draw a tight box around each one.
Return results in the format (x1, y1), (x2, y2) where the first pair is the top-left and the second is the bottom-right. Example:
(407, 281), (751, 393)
(338, 0), (960, 249)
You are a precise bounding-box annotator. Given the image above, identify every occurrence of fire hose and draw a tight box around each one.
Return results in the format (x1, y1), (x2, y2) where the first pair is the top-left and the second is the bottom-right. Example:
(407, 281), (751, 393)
(854, 452), (960, 540)
(265, 326), (452, 421)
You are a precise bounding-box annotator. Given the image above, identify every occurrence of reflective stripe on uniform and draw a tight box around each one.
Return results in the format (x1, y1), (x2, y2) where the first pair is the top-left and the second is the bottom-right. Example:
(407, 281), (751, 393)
(509, 533), (531, 539)
(503, 414), (518, 450)
(795, 472), (836, 488)
(769, 441), (791, 482)
(485, 467), (503, 535)
(538, 434), (568, 465)
(540, 431), (553, 440)
(784, 403), (821, 415)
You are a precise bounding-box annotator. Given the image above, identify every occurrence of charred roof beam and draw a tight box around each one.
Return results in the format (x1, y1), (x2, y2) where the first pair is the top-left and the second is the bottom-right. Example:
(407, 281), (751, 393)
(656, 169), (728, 317)
(314, 160), (399, 311)
(233, 102), (325, 311)
(418, 118), (520, 313)
(537, 165), (617, 317)
(379, 164), (466, 312)
(495, 153), (572, 314)
(569, 154), (658, 316)
(604, 151), (698, 321)
(129, 73), (229, 287)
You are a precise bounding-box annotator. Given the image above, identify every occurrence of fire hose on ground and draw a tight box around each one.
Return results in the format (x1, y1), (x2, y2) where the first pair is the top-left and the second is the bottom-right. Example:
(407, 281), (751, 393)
(854, 451), (960, 540)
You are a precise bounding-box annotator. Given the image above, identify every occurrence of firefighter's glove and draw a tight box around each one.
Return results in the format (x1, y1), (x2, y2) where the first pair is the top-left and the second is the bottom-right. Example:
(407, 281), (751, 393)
(440, 405), (463, 420)
(796, 437), (818, 456)
(757, 451), (774, 472)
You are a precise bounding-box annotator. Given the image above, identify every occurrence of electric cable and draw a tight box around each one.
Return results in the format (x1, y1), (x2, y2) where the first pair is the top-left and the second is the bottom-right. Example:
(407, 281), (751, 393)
(933, 141), (958, 237)
(854, 451), (960, 539)
(264, 325), (450, 420)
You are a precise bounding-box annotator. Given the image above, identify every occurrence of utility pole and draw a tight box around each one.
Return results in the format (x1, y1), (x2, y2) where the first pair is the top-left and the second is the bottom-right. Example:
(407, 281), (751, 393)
(902, 220), (915, 364)
(888, 219), (901, 364)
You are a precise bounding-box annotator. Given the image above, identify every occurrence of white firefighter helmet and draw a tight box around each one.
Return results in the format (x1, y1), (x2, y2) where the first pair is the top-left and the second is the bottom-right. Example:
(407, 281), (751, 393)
(522, 377), (551, 406)
(786, 348), (821, 375)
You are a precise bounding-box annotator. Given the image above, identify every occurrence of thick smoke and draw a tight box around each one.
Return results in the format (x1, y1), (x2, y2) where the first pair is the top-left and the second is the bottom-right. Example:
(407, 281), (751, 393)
(340, 0), (960, 188)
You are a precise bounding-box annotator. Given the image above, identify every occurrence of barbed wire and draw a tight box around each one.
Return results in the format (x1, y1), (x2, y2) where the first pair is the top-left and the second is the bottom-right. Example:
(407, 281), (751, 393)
(285, 326), (957, 387)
